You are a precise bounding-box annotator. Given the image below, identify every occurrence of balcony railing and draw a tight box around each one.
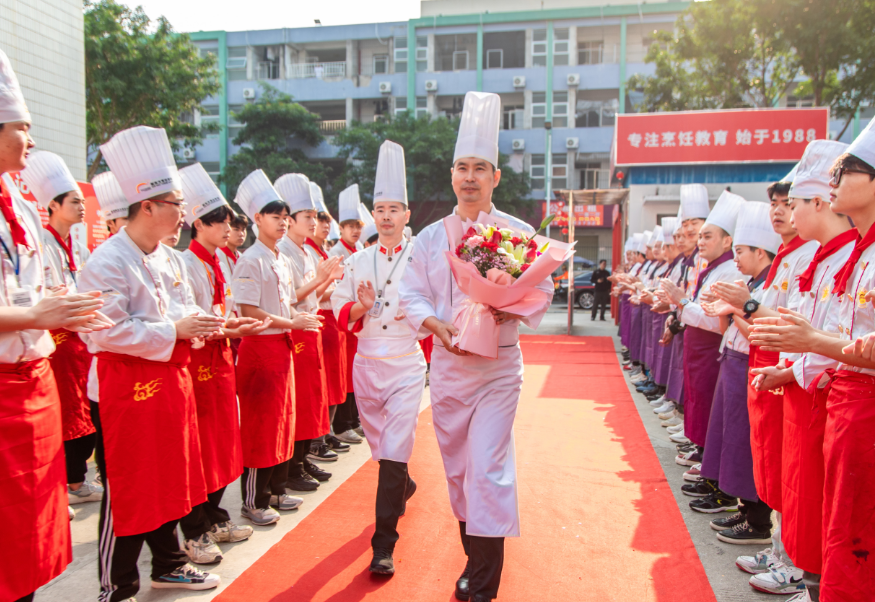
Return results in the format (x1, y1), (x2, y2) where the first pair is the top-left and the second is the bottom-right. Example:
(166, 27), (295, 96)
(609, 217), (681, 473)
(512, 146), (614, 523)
(257, 61), (280, 80)
(318, 119), (347, 135)
(288, 62), (346, 80)
(580, 168), (611, 190)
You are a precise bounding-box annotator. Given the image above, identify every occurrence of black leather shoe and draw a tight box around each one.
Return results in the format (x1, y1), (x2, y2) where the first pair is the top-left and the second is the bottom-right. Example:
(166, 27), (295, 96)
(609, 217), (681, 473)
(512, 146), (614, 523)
(286, 474), (319, 492)
(303, 460), (331, 482)
(454, 560), (471, 601)
(369, 547), (395, 575)
(400, 477), (417, 517)
(326, 434), (350, 452)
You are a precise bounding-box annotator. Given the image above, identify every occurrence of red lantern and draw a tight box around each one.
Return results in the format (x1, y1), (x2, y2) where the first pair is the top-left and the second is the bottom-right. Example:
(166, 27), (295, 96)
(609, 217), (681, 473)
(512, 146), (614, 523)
(616, 170), (625, 181)
(561, 228), (568, 235)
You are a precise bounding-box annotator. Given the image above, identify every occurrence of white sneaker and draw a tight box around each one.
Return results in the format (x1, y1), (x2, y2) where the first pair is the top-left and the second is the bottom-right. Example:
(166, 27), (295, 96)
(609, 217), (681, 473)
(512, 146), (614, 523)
(183, 533), (223, 564)
(785, 592), (811, 602)
(736, 547), (779, 574)
(152, 563), (220, 590)
(210, 520), (253, 543)
(675, 449), (701, 467)
(241, 505), (281, 526)
(748, 562), (805, 595)
(653, 401), (675, 414)
(631, 373), (648, 383)
(649, 395), (666, 407)
(68, 506), (75, 521)
(658, 408), (677, 420)
(662, 414), (683, 427)
(669, 431), (690, 444)
(270, 493), (304, 511)
(667, 423), (685, 434)
(335, 429), (364, 444)
(68, 481), (104, 504)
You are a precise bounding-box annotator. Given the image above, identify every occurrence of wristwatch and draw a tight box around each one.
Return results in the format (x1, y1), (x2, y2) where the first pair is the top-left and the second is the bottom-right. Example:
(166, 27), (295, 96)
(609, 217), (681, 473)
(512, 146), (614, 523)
(679, 299), (691, 308)
(743, 298), (760, 320)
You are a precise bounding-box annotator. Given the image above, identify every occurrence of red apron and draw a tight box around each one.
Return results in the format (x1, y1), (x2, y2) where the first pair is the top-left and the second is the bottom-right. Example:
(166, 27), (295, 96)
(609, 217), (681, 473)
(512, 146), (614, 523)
(236, 333), (295, 468)
(291, 329), (329, 440)
(747, 346), (784, 512)
(345, 330), (358, 393)
(781, 373), (827, 573)
(97, 343), (207, 536)
(190, 340), (243, 493)
(49, 328), (95, 441)
(0, 359), (72, 601)
(821, 371), (875, 602)
(318, 309), (347, 406)
(420, 334), (434, 364)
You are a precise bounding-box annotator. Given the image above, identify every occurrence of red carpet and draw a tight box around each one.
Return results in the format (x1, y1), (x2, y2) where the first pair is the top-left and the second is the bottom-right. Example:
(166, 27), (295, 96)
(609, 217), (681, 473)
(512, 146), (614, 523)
(215, 335), (716, 602)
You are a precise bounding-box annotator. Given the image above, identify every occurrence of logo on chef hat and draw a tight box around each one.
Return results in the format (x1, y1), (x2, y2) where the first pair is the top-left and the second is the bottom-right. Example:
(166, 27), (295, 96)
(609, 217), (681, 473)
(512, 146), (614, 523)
(136, 177), (174, 195)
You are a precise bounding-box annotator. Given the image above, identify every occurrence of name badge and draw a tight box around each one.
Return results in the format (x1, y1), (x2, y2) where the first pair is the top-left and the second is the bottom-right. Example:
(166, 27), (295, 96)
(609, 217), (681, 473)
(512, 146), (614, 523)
(10, 285), (36, 308)
(368, 299), (384, 318)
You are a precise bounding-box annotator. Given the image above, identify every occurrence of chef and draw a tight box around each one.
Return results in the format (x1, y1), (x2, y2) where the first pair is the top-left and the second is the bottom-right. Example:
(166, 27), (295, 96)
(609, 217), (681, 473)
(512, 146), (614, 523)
(332, 140), (427, 576)
(0, 49), (108, 602)
(78, 125), (226, 598)
(399, 91), (554, 602)
(93, 171), (130, 238)
(275, 173), (339, 488)
(20, 151), (105, 510)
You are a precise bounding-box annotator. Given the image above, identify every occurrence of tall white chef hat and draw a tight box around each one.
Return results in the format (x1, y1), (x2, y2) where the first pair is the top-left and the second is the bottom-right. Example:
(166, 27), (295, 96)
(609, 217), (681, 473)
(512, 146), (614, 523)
(453, 91), (501, 168)
(235, 169), (282, 220)
(275, 173), (315, 215)
(20, 151), (81, 209)
(328, 220), (340, 241)
(790, 140), (849, 202)
(781, 162), (799, 184)
(362, 222), (378, 241)
(359, 202), (375, 227)
(92, 171), (129, 220)
(661, 217), (677, 244)
(704, 190), (745, 236)
(309, 181), (329, 215)
(338, 184), (362, 222)
(679, 184), (710, 221)
(733, 201), (781, 255)
(639, 230), (652, 253)
(674, 207), (684, 234)
(847, 117), (875, 169)
(651, 225), (664, 246)
(373, 140), (408, 207)
(179, 163), (229, 226)
(0, 49), (30, 124)
(100, 126), (181, 205)
(632, 232), (644, 254)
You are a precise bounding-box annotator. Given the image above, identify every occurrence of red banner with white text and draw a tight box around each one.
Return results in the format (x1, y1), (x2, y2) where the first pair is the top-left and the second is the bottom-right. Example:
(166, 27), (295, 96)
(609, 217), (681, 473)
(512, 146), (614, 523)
(542, 200), (613, 228)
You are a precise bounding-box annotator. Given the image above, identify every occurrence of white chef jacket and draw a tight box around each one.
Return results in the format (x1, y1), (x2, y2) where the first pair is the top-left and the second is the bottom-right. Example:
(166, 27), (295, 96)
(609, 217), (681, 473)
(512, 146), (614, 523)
(42, 227), (90, 292)
(789, 240), (855, 390)
(278, 236), (319, 313)
(217, 249), (237, 279)
(181, 248), (235, 319)
(680, 259), (744, 334)
(761, 240), (818, 314)
(399, 207), (554, 347)
(721, 278), (767, 355)
(0, 173), (54, 363)
(231, 239), (296, 336)
(833, 243), (875, 376)
(332, 239), (424, 357)
(78, 228), (204, 401)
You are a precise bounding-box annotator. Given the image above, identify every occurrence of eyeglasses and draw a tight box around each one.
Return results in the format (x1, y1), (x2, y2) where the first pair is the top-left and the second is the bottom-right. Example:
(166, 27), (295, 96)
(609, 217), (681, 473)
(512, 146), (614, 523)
(829, 166), (875, 188)
(151, 199), (188, 212)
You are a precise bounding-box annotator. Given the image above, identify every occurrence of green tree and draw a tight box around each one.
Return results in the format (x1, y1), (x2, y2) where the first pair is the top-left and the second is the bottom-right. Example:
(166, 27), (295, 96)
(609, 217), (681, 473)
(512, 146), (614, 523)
(218, 84), (327, 202)
(84, 0), (220, 180)
(331, 112), (531, 229)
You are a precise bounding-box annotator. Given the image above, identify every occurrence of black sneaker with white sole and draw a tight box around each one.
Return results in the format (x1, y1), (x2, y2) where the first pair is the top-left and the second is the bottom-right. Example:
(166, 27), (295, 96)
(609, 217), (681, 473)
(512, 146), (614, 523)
(303, 460), (332, 482)
(689, 491), (739, 513)
(326, 434), (350, 452)
(681, 479), (717, 497)
(308, 442), (339, 462)
(716, 521), (773, 545)
(710, 512), (746, 531)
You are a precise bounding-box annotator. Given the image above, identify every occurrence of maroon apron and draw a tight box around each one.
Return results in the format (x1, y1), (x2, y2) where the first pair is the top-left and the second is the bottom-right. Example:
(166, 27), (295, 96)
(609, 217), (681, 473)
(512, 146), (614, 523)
(291, 329), (329, 440)
(318, 309), (347, 406)
(49, 328), (95, 441)
(747, 346), (784, 512)
(0, 359), (72, 601)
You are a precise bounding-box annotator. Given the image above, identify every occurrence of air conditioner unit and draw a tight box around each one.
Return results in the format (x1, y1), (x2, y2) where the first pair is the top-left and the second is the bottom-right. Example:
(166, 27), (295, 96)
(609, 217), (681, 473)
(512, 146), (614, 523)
(566, 137), (579, 149)
(567, 73), (580, 86)
(512, 139), (525, 151)
(242, 88), (256, 100)
(512, 75), (526, 88)
(379, 81), (392, 94)
(182, 148), (196, 160)
(425, 80), (438, 93)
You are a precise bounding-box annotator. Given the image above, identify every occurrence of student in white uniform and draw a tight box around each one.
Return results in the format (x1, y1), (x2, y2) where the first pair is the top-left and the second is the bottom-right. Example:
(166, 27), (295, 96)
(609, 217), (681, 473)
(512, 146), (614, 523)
(399, 92), (554, 602)
(92, 171), (130, 239)
(78, 126), (227, 599)
(331, 140), (427, 576)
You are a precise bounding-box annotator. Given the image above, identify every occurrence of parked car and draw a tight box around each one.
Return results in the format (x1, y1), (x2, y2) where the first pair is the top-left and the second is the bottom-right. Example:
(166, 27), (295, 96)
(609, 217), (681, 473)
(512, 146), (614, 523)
(556, 270), (597, 310)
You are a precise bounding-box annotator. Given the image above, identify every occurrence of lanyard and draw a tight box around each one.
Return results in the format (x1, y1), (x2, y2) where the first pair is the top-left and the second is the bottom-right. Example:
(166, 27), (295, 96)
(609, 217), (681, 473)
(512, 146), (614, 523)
(372, 242), (408, 298)
(0, 235), (18, 276)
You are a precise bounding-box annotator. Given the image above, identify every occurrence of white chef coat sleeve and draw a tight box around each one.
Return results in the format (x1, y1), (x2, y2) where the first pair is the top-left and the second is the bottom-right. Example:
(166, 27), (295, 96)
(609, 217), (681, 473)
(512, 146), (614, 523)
(77, 260), (178, 362)
(331, 255), (358, 328)
(398, 234), (439, 333)
(176, 257), (205, 316)
(231, 257), (264, 307)
(519, 272), (554, 329)
(680, 301), (721, 333)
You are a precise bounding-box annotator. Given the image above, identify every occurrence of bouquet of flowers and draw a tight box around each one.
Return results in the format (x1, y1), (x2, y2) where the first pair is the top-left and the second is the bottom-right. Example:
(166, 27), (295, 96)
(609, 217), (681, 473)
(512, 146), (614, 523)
(443, 211), (575, 358)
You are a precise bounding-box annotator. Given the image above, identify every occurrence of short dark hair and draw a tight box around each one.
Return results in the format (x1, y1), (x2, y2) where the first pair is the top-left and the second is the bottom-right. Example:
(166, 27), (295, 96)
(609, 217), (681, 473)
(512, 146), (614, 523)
(192, 204), (236, 240)
(833, 152), (875, 178)
(258, 200), (290, 216)
(230, 213), (249, 229)
(340, 218), (364, 228)
(47, 192), (67, 217)
(367, 233), (379, 244)
(127, 201), (143, 221)
(599, 259), (607, 265)
(767, 181), (792, 201)
(316, 211), (332, 223)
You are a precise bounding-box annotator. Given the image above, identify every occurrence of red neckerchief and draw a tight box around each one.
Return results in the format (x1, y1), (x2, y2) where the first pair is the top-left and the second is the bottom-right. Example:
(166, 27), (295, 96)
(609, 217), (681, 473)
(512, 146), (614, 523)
(0, 194), (30, 249)
(189, 239), (226, 307)
(798, 229), (857, 293)
(219, 246), (237, 265)
(764, 235), (807, 288)
(45, 224), (77, 273)
(340, 238), (357, 255)
(693, 250), (733, 300)
(834, 225), (875, 296)
(305, 237), (328, 260)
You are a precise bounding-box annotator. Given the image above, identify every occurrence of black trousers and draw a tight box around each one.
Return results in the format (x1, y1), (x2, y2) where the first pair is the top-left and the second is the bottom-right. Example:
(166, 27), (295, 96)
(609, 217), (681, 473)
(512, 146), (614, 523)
(91, 401), (188, 602)
(292, 439), (312, 471)
(15, 593), (34, 602)
(64, 432), (96, 484)
(333, 392), (360, 433)
(241, 461), (289, 510)
(592, 291), (610, 320)
(372, 460), (410, 550)
(179, 487), (231, 540)
(459, 521), (505, 599)
(739, 498), (773, 532)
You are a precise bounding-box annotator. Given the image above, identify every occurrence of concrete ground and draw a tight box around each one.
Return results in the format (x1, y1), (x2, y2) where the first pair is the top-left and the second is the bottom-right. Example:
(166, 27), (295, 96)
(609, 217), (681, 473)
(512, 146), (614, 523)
(41, 301), (769, 602)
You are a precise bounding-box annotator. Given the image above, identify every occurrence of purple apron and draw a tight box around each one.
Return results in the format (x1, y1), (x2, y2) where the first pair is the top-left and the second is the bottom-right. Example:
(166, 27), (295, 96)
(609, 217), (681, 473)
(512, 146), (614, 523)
(682, 325), (724, 447)
(620, 295), (631, 348)
(666, 332), (685, 406)
(700, 348), (758, 501)
(642, 305), (654, 370)
(629, 303), (644, 363)
(652, 312), (671, 386)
